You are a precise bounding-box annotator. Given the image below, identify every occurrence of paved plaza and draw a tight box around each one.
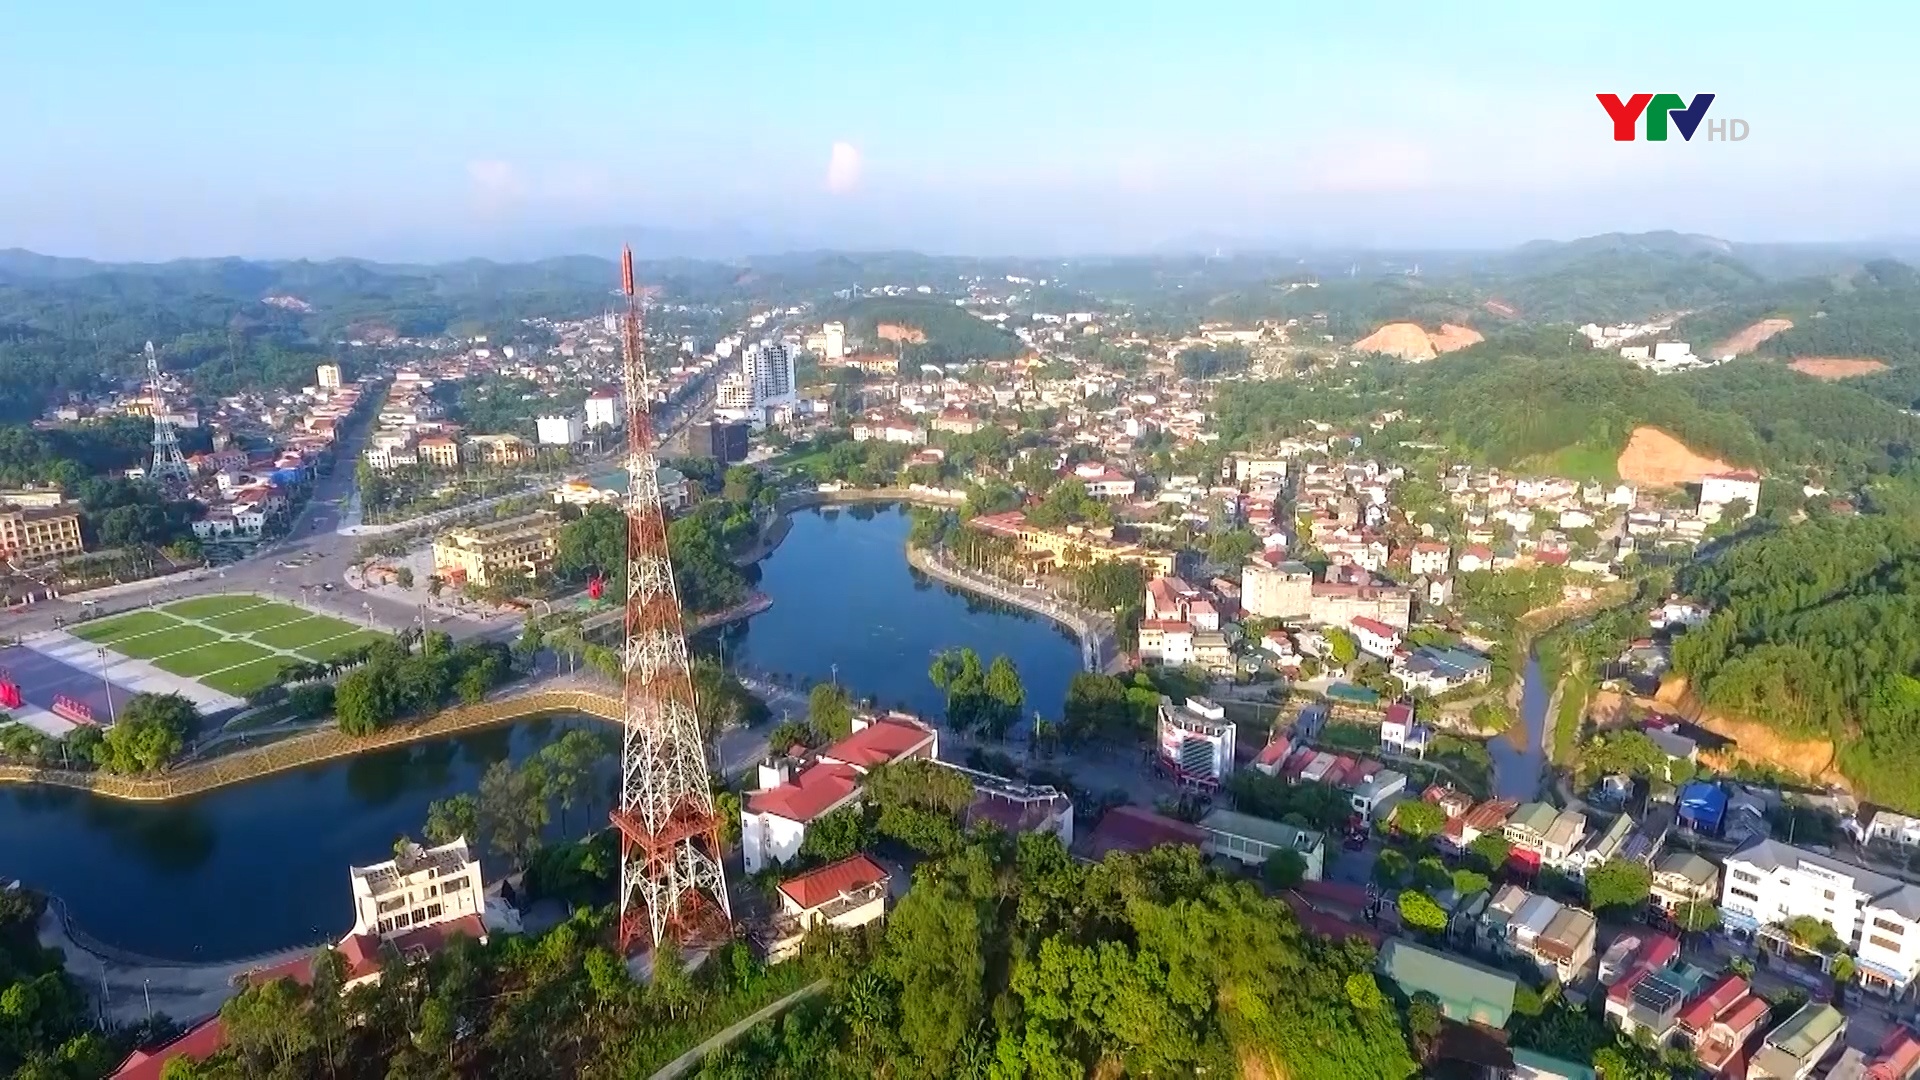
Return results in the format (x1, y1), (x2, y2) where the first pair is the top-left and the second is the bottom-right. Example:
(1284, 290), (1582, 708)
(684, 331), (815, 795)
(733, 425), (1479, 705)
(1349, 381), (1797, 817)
(3, 594), (391, 735)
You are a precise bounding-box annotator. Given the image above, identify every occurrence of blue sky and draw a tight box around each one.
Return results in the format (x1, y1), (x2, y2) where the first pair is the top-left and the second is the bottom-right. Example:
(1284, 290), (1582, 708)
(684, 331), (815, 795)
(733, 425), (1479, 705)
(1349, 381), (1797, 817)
(4, 1), (1914, 260)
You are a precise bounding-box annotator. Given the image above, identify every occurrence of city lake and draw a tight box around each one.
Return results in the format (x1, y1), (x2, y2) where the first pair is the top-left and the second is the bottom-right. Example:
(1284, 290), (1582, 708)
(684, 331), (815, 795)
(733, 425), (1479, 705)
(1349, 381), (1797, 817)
(0, 504), (1083, 960)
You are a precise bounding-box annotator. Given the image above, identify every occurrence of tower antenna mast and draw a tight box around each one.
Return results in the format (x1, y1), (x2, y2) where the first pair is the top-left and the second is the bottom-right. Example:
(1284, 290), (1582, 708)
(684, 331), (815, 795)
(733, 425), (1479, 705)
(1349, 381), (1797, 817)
(610, 245), (731, 954)
(144, 342), (192, 496)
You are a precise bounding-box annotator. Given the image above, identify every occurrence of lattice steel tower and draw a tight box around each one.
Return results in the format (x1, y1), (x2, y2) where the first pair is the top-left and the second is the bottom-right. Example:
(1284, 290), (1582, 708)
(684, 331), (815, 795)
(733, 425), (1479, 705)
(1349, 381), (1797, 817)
(144, 342), (192, 495)
(610, 245), (731, 953)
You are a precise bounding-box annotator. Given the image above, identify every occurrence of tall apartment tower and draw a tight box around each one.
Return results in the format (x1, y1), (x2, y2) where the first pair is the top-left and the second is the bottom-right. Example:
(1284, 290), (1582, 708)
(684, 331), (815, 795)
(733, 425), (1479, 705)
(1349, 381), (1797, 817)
(743, 340), (798, 410)
(822, 321), (846, 360)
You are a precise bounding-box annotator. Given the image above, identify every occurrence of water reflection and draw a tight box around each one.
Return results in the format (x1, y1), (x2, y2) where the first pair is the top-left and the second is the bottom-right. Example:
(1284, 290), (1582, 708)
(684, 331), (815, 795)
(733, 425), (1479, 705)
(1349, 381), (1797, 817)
(0, 718), (600, 960)
(1488, 651), (1550, 800)
(731, 505), (1080, 723)
(0, 505), (1085, 960)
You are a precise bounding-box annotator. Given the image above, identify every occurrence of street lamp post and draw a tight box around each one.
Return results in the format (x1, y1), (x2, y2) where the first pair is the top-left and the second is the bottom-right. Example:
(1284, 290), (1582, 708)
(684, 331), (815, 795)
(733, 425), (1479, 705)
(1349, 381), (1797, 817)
(363, 601), (373, 627)
(96, 648), (116, 724)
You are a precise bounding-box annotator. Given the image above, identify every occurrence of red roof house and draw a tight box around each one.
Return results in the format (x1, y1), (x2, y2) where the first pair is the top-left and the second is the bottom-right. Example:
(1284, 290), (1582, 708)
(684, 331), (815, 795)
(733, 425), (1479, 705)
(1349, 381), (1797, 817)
(778, 854), (889, 913)
(821, 715), (937, 770)
(112, 1016), (228, 1080)
(746, 762), (862, 824)
(1084, 806), (1206, 860)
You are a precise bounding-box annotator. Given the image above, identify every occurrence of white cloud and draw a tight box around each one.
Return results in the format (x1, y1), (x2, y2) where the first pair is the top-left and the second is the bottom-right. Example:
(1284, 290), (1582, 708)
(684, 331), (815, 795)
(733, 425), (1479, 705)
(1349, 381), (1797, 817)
(826, 141), (862, 194)
(467, 159), (526, 215)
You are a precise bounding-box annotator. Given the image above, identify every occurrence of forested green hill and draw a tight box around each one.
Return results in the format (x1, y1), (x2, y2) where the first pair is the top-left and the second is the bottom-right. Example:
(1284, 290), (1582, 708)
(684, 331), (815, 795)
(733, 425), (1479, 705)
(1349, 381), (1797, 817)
(1484, 245), (1766, 324)
(1672, 507), (1920, 810)
(834, 296), (1020, 364)
(1674, 260), (1920, 408)
(1216, 343), (1920, 489)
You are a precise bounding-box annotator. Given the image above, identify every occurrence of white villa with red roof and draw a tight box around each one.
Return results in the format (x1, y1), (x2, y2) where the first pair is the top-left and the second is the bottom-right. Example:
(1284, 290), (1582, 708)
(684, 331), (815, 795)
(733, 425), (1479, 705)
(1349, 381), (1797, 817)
(1348, 615), (1402, 659)
(1069, 461), (1137, 498)
(742, 713), (939, 873)
(1407, 541), (1451, 577)
(758, 854), (893, 962)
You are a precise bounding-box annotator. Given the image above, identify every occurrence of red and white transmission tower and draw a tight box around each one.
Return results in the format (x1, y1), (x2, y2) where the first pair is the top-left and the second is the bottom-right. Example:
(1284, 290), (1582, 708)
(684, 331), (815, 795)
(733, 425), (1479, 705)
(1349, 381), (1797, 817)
(610, 245), (732, 954)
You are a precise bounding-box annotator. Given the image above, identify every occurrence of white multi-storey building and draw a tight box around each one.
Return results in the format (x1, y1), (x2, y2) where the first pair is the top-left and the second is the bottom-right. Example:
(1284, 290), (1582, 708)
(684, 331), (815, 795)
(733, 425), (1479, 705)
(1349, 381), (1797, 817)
(316, 363), (343, 389)
(535, 413), (585, 446)
(822, 321), (846, 360)
(715, 340), (801, 430)
(584, 388), (622, 431)
(716, 369), (752, 412)
(1720, 839), (1920, 998)
(745, 340), (798, 411)
(349, 838), (486, 939)
(1157, 696), (1235, 789)
(1699, 471), (1762, 521)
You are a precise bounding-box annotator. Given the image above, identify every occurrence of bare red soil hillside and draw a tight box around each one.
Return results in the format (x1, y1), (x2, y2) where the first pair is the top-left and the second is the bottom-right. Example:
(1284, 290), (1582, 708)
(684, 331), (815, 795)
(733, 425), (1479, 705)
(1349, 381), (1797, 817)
(1712, 317), (1793, 357)
(1615, 427), (1741, 488)
(1352, 322), (1483, 361)
(1788, 357), (1889, 380)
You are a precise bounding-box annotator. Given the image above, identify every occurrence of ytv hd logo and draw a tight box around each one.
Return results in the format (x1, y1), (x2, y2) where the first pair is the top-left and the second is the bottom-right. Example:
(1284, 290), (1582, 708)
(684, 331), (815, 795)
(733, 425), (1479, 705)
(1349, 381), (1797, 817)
(1598, 93), (1748, 142)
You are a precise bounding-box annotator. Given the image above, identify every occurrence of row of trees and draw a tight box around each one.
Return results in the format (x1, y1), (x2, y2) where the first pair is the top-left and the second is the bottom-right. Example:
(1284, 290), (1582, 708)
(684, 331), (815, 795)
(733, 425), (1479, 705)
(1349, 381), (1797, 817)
(333, 634), (514, 736)
(0, 692), (200, 775)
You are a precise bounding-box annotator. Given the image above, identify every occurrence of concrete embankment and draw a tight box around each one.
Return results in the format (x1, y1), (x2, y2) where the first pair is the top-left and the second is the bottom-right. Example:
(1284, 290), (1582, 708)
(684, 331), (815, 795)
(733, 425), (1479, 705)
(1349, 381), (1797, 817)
(0, 686), (622, 802)
(902, 546), (1108, 672)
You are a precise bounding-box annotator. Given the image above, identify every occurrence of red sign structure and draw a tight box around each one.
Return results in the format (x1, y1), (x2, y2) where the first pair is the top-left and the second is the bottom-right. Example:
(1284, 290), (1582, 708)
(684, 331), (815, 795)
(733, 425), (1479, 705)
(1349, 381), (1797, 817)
(587, 575), (605, 601)
(52, 695), (95, 725)
(0, 678), (20, 710)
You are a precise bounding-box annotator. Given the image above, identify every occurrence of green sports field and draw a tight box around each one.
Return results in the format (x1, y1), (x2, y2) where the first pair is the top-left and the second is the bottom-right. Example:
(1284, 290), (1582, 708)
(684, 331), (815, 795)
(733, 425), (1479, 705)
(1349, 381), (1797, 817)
(252, 615), (363, 651)
(203, 658), (303, 696)
(110, 623), (223, 658)
(298, 630), (391, 661)
(164, 595), (275, 619)
(67, 594), (386, 697)
(70, 610), (179, 644)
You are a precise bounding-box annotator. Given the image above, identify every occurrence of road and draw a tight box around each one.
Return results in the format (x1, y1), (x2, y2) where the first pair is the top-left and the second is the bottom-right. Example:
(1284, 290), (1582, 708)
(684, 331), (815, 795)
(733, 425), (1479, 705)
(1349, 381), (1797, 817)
(38, 902), (316, 1026)
(647, 981), (824, 1080)
(8, 409), (460, 642)
(11, 359), (730, 648)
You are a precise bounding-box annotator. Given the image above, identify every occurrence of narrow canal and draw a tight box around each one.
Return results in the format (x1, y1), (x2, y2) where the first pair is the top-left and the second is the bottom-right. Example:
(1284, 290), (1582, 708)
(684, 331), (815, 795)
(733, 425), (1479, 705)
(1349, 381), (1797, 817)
(1488, 649), (1552, 801)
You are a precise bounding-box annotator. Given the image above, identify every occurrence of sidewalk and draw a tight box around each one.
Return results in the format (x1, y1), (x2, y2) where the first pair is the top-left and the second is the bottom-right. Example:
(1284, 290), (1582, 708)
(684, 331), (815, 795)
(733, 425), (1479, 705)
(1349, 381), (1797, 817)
(647, 982), (825, 1080)
(40, 904), (318, 1025)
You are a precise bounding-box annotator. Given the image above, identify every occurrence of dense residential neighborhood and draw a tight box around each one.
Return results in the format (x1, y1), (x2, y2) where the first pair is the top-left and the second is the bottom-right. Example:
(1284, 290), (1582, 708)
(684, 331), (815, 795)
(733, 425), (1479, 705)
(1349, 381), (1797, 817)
(3, 230), (1920, 1080)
